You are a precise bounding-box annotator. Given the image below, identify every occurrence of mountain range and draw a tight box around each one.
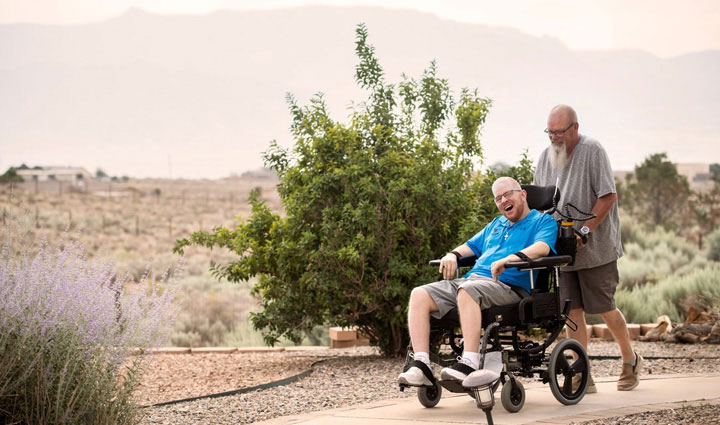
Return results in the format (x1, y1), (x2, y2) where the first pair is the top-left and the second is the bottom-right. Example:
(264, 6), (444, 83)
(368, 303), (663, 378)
(1, 6), (717, 178)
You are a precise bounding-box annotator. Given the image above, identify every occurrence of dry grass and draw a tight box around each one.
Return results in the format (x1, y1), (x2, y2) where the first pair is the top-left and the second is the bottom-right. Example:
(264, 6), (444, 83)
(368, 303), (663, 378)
(1, 176), (284, 347)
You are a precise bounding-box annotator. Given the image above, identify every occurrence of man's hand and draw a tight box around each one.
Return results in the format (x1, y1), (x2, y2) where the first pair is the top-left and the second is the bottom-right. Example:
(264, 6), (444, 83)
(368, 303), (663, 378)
(576, 234), (586, 250)
(491, 257), (512, 281)
(439, 253), (458, 280)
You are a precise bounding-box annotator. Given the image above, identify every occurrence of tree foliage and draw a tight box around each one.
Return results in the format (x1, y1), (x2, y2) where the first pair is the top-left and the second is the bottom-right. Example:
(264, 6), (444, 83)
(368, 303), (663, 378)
(174, 24), (522, 355)
(693, 176), (720, 248)
(623, 153), (691, 230)
(0, 168), (23, 183)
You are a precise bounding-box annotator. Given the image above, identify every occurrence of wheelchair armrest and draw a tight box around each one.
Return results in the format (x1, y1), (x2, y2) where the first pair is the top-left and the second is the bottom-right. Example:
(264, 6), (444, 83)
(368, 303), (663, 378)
(428, 255), (478, 268)
(505, 255), (572, 270)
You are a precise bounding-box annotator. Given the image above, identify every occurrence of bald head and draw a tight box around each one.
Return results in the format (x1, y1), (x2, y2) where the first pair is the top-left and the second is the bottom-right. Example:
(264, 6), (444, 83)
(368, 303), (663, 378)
(491, 176), (521, 194)
(549, 105), (578, 125)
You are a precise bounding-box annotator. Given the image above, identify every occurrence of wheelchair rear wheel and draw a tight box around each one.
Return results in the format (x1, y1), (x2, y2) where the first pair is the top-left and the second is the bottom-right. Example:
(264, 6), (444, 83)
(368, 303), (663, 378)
(500, 379), (525, 413)
(417, 380), (443, 408)
(547, 338), (589, 405)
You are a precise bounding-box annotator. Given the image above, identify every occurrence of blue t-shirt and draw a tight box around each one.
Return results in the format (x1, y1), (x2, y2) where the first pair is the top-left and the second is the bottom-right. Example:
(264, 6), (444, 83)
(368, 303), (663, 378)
(464, 209), (558, 293)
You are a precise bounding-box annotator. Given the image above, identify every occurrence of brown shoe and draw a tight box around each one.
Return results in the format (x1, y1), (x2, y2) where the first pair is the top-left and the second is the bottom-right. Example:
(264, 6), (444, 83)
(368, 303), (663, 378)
(572, 374), (597, 394)
(617, 352), (643, 391)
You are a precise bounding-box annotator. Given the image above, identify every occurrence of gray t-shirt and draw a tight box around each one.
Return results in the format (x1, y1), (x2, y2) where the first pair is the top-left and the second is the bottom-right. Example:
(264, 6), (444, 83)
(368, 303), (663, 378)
(533, 134), (623, 271)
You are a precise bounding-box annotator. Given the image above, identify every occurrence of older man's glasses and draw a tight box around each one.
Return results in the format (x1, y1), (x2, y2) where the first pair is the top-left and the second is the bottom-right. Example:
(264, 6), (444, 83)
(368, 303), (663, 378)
(494, 189), (521, 203)
(544, 122), (575, 137)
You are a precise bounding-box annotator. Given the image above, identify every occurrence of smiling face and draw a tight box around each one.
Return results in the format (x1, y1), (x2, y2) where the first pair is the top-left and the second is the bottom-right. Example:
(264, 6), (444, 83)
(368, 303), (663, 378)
(492, 177), (530, 223)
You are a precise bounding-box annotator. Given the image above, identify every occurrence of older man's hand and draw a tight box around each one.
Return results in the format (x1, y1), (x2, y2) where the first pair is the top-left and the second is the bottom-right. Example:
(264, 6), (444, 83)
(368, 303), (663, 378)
(439, 253), (458, 280)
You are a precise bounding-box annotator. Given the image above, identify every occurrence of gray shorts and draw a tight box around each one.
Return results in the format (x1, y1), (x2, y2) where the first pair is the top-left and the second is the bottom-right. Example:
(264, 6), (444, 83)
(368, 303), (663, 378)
(559, 260), (619, 314)
(421, 275), (522, 320)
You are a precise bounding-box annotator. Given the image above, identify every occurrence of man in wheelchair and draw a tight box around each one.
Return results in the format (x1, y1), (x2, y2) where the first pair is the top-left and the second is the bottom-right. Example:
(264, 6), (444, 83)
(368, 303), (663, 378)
(398, 176), (594, 416)
(398, 176), (557, 388)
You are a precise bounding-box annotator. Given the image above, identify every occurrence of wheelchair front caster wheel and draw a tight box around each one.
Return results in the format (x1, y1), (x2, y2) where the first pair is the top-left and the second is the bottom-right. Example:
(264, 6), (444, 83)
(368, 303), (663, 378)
(417, 381), (442, 408)
(501, 379), (525, 413)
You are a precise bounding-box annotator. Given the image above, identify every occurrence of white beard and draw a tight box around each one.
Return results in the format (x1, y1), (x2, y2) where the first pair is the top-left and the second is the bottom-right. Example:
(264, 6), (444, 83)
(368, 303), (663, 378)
(549, 143), (568, 169)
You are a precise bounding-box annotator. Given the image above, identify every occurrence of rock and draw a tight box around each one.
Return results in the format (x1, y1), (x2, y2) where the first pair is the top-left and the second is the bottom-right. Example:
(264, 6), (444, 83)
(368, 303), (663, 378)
(639, 315), (672, 341)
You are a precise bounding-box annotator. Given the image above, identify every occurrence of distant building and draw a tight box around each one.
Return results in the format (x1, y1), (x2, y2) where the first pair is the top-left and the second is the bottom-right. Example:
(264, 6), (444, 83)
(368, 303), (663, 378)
(16, 167), (92, 184)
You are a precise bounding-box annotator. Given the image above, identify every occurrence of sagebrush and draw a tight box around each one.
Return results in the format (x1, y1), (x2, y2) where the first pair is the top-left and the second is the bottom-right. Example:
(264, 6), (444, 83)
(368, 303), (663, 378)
(0, 209), (176, 425)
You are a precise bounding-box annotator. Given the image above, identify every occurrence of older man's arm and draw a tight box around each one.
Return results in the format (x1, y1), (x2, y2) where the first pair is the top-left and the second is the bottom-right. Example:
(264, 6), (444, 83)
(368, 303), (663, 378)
(577, 192), (617, 249)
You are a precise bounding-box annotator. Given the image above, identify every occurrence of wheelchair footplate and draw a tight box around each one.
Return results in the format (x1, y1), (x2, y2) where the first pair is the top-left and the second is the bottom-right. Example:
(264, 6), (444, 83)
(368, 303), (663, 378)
(438, 378), (471, 394)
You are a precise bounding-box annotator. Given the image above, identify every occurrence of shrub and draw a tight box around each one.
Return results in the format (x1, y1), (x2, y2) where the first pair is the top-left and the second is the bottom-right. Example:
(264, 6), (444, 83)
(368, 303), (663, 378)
(616, 263), (720, 323)
(707, 227), (720, 262)
(175, 24), (495, 356)
(0, 213), (176, 425)
(618, 223), (698, 289)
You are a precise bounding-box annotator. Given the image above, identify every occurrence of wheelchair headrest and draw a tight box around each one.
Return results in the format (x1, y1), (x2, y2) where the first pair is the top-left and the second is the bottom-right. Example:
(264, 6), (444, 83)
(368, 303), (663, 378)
(521, 185), (560, 212)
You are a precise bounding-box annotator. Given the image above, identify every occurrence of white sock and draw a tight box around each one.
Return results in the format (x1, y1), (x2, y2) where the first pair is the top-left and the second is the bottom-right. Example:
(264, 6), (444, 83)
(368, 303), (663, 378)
(461, 351), (479, 370)
(413, 352), (431, 365)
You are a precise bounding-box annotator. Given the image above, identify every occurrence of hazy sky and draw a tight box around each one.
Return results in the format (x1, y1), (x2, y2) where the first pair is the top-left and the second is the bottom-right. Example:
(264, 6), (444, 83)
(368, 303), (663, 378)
(2, 1), (718, 179)
(2, 0), (719, 58)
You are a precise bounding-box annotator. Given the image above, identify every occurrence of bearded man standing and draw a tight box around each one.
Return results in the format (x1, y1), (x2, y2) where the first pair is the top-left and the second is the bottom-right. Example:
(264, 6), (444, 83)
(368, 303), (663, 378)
(534, 105), (642, 392)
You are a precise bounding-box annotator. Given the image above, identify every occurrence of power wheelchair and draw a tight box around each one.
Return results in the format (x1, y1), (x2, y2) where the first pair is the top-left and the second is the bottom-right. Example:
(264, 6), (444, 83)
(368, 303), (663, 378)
(399, 184), (595, 422)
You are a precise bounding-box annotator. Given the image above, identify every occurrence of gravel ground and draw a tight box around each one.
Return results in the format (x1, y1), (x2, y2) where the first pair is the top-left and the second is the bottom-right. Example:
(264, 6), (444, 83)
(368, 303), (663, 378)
(138, 342), (720, 425)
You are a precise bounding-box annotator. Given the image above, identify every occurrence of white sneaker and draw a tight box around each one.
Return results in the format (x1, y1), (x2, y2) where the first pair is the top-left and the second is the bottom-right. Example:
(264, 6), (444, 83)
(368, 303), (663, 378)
(398, 361), (434, 386)
(462, 351), (504, 388)
(440, 357), (476, 382)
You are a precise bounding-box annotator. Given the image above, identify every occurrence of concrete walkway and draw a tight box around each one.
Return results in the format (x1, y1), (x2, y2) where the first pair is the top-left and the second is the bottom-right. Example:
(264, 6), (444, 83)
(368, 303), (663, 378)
(256, 374), (720, 424)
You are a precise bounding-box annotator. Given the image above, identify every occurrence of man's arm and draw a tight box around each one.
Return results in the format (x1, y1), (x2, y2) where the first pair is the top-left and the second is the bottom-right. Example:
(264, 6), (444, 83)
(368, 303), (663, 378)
(490, 241), (551, 281)
(585, 192), (616, 231)
(577, 192), (617, 248)
(439, 244), (475, 280)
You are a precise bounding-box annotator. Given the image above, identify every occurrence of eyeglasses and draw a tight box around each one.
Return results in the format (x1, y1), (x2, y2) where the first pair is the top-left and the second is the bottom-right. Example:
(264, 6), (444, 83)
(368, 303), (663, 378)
(494, 189), (521, 203)
(544, 122), (575, 137)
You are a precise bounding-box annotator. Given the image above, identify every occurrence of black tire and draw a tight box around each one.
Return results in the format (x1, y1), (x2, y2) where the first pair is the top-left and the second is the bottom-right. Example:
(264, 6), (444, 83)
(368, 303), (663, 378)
(500, 379), (525, 413)
(547, 338), (589, 405)
(417, 380), (442, 408)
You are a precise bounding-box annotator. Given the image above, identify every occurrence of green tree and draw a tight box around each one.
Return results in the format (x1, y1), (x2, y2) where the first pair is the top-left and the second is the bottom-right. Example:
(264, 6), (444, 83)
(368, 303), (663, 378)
(95, 168), (108, 179)
(175, 24), (496, 356)
(623, 153), (690, 230)
(710, 163), (720, 182)
(0, 168), (23, 183)
(693, 176), (720, 249)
